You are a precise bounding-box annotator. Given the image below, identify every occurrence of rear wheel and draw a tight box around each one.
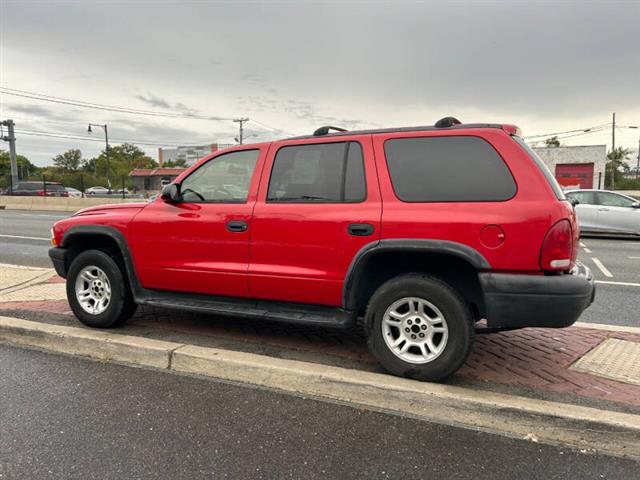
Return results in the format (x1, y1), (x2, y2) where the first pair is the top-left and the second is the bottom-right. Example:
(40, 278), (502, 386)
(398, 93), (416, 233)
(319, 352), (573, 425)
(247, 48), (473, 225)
(66, 249), (137, 328)
(365, 274), (474, 381)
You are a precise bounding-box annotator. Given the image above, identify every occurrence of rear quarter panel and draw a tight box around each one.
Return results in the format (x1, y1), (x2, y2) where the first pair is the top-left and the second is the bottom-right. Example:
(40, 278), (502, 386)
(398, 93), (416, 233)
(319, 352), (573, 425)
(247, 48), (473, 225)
(373, 129), (570, 272)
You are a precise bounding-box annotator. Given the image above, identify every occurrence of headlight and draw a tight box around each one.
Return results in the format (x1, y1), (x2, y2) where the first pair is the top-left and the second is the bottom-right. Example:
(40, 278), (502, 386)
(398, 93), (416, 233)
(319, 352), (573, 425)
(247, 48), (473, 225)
(50, 228), (57, 246)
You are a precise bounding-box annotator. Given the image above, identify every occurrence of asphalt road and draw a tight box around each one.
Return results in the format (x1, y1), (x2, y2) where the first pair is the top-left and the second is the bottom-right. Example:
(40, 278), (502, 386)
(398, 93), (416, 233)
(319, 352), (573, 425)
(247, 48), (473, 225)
(1, 344), (637, 480)
(1, 210), (638, 327)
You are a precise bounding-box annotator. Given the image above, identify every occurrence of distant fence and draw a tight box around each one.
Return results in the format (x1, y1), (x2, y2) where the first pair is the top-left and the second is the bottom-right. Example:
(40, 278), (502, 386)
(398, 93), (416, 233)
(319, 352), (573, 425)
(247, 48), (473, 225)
(0, 195), (146, 212)
(0, 173), (147, 199)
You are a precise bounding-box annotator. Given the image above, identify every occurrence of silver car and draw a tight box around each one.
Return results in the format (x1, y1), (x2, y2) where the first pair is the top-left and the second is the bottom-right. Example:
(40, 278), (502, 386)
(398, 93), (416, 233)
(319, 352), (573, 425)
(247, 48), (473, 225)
(565, 189), (640, 236)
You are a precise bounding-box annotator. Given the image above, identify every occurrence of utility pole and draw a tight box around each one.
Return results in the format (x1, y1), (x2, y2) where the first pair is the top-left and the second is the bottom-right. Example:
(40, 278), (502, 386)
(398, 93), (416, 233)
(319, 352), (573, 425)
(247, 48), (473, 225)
(636, 137), (640, 181)
(1, 119), (18, 188)
(611, 112), (616, 190)
(233, 118), (249, 144)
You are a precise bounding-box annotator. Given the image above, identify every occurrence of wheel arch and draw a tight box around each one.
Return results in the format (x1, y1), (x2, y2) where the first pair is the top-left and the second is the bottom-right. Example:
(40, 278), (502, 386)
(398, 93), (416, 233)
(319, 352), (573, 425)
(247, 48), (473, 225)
(61, 225), (141, 294)
(343, 239), (489, 319)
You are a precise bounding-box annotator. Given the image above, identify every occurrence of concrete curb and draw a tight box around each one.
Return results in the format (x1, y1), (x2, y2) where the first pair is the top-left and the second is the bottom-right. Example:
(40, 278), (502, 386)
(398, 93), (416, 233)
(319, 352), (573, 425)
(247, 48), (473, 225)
(2, 315), (640, 459)
(0, 316), (181, 369)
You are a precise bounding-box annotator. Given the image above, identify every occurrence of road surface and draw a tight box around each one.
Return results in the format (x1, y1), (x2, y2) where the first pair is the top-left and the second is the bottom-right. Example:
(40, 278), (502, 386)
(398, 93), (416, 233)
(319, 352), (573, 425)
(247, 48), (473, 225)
(1, 344), (637, 479)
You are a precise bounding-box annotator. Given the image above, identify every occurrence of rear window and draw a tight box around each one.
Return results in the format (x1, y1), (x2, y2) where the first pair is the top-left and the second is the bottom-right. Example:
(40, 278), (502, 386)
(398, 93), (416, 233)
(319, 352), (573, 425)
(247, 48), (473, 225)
(45, 183), (65, 191)
(384, 136), (516, 202)
(513, 136), (565, 199)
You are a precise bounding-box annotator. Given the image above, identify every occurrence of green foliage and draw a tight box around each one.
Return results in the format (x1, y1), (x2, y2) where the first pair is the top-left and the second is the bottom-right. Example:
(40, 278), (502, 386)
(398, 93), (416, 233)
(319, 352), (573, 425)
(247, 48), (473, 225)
(163, 158), (187, 168)
(605, 147), (631, 188)
(52, 149), (82, 172)
(0, 150), (41, 188)
(86, 143), (158, 187)
(545, 136), (561, 147)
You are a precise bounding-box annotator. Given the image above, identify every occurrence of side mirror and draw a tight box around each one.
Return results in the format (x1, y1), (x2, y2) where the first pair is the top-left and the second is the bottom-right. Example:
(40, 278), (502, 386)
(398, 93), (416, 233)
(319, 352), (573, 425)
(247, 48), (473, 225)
(161, 183), (181, 202)
(568, 197), (580, 207)
(632, 202), (640, 209)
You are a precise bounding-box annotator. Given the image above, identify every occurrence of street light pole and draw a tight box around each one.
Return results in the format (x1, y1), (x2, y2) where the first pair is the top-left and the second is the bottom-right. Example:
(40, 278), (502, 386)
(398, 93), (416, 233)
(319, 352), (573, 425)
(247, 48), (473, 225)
(88, 123), (111, 191)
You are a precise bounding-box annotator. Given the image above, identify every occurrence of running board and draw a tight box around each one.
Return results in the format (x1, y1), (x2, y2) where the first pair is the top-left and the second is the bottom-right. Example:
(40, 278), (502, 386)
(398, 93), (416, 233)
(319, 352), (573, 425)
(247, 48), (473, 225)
(135, 289), (355, 329)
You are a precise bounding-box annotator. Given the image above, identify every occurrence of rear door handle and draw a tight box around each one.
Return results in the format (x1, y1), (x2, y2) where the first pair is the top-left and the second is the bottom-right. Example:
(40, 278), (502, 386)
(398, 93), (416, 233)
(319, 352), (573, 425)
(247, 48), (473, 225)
(227, 220), (248, 232)
(347, 223), (374, 236)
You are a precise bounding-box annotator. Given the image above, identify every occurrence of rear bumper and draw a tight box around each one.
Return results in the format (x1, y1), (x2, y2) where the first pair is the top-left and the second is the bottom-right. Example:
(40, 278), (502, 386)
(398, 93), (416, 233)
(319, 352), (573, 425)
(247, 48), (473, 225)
(479, 262), (595, 329)
(49, 247), (67, 278)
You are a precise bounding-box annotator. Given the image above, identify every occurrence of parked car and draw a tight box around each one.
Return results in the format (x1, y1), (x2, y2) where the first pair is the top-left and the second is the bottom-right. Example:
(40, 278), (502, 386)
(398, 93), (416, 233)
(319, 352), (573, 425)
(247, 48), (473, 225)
(565, 189), (640, 236)
(85, 186), (110, 195)
(7, 181), (69, 197)
(49, 118), (595, 381)
(65, 187), (83, 198)
(115, 188), (129, 195)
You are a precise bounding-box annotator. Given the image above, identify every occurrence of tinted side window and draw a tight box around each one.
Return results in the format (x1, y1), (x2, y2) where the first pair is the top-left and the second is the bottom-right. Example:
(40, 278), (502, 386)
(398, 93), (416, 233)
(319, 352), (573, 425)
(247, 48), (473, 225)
(566, 191), (595, 205)
(45, 183), (65, 192)
(596, 192), (635, 208)
(181, 149), (259, 203)
(384, 136), (516, 202)
(267, 142), (366, 202)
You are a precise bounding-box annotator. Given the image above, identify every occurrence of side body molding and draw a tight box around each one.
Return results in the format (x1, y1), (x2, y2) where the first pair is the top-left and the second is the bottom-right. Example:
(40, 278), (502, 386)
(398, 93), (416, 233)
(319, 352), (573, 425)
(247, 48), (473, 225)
(342, 239), (491, 310)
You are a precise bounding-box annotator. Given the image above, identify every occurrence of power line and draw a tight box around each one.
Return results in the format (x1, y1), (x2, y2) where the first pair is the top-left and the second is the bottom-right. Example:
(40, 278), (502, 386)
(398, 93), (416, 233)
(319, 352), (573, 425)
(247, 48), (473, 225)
(523, 123), (611, 140)
(13, 129), (211, 148)
(1, 87), (293, 137)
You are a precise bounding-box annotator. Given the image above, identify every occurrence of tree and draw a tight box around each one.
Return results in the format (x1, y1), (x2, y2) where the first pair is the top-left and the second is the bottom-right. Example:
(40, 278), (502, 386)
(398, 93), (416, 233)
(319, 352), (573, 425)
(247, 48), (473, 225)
(163, 158), (187, 168)
(52, 149), (82, 172)
(545, 136), (561, 147)
(605, 147), (631, 189)
(0, 150), (41, 187)
(87, 143), (158, 186)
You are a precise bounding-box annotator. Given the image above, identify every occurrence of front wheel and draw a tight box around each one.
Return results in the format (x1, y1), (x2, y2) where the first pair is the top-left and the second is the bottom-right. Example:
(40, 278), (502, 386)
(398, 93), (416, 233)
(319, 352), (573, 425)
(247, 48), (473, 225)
(66, 249), (137, 328)
(365, 274), (474, 382)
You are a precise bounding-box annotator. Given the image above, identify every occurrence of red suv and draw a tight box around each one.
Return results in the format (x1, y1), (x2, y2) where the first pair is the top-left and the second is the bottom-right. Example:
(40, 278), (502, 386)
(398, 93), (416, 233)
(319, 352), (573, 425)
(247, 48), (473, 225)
(49, 118), (595, 381)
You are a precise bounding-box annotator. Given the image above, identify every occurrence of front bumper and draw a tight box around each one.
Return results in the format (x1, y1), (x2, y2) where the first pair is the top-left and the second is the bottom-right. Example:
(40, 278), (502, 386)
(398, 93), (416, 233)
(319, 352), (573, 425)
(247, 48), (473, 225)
(49, 247), (67, 278)
(479, 262), (595, 329)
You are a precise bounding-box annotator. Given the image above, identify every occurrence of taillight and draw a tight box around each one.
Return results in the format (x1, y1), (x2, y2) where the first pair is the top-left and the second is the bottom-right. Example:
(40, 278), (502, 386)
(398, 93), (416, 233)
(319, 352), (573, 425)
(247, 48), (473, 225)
(540, 219), (573, 272)
(36, 190), (46, 196)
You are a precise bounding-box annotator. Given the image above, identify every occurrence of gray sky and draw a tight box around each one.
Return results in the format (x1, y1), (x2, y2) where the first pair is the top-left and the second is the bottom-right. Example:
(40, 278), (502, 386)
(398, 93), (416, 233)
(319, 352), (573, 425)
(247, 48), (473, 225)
(1, 0), (638, 166)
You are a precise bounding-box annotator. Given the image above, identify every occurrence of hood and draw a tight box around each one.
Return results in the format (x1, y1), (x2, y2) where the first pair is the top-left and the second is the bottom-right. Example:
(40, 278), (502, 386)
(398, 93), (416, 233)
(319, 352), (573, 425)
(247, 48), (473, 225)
(74, 202), (148, 216)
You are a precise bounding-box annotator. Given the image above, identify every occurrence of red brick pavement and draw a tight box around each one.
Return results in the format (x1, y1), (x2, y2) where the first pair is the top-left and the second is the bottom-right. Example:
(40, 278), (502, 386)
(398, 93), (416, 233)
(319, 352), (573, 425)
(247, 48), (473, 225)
(1, 295), (639, 407)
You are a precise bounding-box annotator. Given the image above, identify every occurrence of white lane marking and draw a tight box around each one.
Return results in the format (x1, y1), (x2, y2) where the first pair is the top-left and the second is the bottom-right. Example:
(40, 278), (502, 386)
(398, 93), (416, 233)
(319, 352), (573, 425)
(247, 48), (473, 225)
(591, 257), (613, 278)
(629, 256), (640, 259)
(16, 213), (68, 218)
(580, 241), (587, 247)
(595, 280), (640, 287)
(583, 247), (592, 253)
(0, 234), (50, 242)
(574, 322), (640, 334)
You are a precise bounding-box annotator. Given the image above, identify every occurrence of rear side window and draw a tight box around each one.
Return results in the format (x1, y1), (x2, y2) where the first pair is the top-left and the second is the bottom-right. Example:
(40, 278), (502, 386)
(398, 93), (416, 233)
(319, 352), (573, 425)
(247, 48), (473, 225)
(45, 183), (65, 191)
(384, 136), (516, 202)
(513, 136), (566, 200)
(267, 141), (366, 202)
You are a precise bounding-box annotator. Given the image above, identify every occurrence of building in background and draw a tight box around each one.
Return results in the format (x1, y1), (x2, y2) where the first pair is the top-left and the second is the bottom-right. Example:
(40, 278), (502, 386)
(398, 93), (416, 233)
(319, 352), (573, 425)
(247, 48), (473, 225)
(532, 145), (607, 190)
(158, 143), (233, 166)
(129, 167), (185, 194)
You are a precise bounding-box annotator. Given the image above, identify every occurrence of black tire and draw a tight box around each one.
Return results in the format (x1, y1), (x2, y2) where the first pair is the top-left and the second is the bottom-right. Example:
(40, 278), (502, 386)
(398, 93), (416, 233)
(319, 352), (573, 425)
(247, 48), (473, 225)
(365, 274), (474, 382)
(66, 249), (137, 328)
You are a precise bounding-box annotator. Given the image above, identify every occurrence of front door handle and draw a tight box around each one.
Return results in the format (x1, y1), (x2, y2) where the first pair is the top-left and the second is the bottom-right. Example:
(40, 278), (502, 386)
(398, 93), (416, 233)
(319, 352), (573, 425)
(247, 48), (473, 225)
(347, 223), (374, 236)
(227, 220), (248, 232)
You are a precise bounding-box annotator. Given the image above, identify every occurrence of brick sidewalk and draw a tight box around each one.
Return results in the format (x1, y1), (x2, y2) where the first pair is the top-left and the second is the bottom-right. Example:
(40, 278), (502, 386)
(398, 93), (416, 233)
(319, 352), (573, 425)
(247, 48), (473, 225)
(2, 269), (639, 409)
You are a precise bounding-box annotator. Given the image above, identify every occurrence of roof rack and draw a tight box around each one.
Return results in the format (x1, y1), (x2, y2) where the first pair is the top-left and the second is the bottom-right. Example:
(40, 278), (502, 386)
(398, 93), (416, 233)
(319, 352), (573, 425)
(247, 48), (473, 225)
(313, 126), (348, 136)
